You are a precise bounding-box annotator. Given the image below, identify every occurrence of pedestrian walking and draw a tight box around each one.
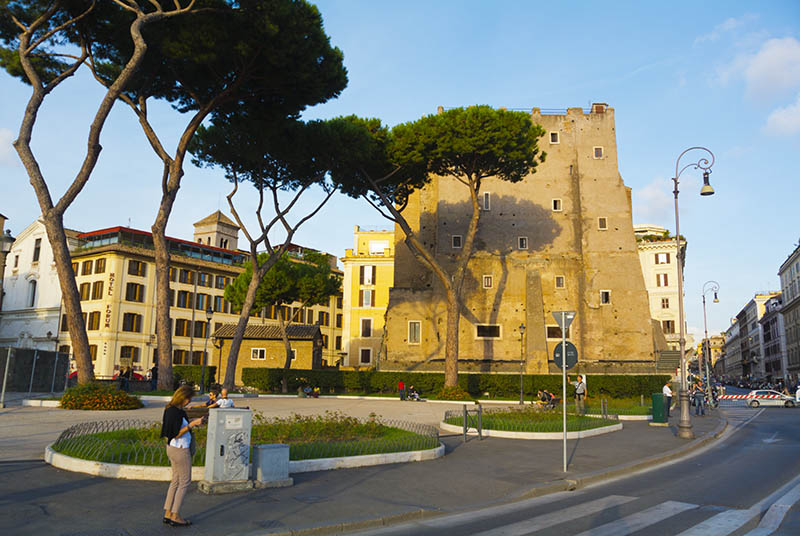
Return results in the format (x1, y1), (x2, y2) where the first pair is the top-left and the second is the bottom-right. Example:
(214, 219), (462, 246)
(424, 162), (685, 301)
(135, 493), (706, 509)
(574, 375), (587, 415)
(662, 381), (673, 418)
(160, 385), (205, 527)
(150, 364), (158, 391)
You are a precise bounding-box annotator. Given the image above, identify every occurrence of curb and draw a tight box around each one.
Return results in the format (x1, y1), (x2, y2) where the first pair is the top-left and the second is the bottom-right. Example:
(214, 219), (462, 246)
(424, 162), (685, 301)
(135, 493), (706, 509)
(43, 442), (445, 481)
(439, 421), (623, 440)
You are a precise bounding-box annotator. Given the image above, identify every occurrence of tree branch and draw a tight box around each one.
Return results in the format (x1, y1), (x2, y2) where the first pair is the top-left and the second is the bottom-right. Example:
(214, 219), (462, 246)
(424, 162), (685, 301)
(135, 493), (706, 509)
(26, 1), (97, 55)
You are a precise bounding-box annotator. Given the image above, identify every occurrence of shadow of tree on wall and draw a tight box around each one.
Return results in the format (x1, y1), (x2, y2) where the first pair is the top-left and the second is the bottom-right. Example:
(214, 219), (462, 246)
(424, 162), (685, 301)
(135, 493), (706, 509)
(400, 195), (561, 370)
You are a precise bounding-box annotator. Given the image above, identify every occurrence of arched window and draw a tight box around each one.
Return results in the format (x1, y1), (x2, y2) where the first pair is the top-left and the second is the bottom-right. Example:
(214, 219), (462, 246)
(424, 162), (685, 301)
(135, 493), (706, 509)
(28, 280), (37, 307)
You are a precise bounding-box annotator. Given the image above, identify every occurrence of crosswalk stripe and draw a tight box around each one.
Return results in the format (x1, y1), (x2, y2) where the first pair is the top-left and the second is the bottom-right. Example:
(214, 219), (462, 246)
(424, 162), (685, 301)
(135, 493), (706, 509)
(676, 509), (757, 536)
(573, 501), (698, 536)
(469, 495), (636, 536)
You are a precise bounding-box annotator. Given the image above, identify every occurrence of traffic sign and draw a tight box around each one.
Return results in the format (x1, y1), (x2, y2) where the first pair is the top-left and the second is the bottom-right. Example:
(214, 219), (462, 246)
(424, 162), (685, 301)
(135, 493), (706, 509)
(552, 311), (576, 331)
(553, 341), (578, 369)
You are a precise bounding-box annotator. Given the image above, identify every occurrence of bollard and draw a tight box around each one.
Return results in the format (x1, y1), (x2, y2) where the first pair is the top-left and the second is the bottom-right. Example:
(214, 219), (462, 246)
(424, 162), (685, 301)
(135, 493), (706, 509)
(640, 394), (645, 407)
(463, 404), (468, 442)
(477, 404), (483, 440)
(50, 354), (59, 393)
(28, 350), (39, 393)
(1, 348), (12, 408)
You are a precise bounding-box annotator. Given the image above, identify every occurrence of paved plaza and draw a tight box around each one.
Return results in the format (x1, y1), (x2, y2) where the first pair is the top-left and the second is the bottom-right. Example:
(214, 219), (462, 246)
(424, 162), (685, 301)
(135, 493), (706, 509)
(0, 394), (724, 535)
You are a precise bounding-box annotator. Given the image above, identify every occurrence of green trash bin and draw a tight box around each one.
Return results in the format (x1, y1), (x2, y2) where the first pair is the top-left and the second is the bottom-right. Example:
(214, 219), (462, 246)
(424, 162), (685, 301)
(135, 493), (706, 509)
(651, 393), (666, 423)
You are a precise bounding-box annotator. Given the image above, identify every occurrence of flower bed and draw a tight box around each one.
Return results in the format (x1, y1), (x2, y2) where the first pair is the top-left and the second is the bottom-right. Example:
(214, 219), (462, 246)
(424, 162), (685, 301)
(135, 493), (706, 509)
(60, 383), (143, 410)
(50, 412), (439, 467)
(444, 406), (617, 433)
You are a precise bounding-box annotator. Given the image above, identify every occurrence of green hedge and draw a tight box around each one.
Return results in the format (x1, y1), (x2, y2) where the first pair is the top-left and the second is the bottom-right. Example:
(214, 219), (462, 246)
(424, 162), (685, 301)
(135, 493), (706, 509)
(241, 369), (670, 399)
(173, 365), (217, 390)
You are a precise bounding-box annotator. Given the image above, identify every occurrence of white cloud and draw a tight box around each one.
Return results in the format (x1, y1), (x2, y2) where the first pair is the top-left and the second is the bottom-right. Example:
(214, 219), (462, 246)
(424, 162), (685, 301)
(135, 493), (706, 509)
(765, 93), (800, 135)
(695, 14), (758, 45)
(718, 37), (800, 100)
(632, 178), (672, 225)
(0, 128), (17, 166)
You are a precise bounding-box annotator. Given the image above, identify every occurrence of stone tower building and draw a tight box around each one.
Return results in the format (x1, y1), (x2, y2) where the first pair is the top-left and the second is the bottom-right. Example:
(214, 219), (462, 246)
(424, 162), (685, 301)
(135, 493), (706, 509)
(384, 104), (661, 374)
(193, 211), (239, 250)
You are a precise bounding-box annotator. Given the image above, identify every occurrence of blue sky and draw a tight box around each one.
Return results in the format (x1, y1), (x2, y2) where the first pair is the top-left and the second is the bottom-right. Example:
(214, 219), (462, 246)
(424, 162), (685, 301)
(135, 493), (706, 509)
(1, 0), (798, 341)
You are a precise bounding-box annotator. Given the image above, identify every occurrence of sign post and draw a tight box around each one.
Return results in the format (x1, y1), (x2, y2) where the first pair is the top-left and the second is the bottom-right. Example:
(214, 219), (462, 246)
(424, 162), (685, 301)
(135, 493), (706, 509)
(553, 311), (576, 473)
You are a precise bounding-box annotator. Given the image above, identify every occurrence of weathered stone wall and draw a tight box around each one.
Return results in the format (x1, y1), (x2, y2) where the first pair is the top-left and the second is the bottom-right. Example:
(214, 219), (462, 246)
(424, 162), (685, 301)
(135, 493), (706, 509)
(386, 105), (657, 373)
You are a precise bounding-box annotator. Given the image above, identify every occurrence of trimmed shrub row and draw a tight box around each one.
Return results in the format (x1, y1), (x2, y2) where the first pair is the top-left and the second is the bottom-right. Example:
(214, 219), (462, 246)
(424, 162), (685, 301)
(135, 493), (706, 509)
(60, 382), (144, 410)
(241, 369), (670, 399)
(172, 365), (217, 390)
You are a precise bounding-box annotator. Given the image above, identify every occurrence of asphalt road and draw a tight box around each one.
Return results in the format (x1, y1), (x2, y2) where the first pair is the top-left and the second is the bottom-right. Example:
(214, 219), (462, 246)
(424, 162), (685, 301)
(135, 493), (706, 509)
(350, 401), (800, 535)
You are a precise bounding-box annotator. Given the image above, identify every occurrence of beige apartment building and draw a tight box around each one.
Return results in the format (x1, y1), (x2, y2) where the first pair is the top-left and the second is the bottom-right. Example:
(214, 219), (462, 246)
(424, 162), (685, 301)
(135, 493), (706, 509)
(59, 212), (342, 379)
(779, 244), (800, 382)
(383, 104), (662, 374)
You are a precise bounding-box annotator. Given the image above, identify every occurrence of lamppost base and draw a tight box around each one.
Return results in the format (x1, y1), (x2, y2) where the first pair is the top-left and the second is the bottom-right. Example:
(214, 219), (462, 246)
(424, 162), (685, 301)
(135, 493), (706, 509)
(677, 389), (695, 440)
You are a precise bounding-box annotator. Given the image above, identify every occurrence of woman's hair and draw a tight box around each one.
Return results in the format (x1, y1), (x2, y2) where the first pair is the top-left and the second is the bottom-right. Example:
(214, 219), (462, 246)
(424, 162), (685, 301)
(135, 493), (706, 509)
(167, 385), (194, 408)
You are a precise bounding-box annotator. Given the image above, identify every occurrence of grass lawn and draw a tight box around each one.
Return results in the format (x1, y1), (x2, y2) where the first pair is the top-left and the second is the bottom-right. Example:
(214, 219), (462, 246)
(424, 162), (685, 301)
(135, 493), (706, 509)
(445, 407), (617, 433)
(52, 412), (438, 466)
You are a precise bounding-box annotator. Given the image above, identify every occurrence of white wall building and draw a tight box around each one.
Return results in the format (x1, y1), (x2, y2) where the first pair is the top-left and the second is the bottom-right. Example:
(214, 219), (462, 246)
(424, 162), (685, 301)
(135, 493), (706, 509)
(0, 218), (81, 350)
(634, 225), (691, 351)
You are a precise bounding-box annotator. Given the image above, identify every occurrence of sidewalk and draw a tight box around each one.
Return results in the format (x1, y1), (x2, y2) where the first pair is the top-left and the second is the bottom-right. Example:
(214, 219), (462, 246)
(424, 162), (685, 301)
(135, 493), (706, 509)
(0, 398), (725, 536)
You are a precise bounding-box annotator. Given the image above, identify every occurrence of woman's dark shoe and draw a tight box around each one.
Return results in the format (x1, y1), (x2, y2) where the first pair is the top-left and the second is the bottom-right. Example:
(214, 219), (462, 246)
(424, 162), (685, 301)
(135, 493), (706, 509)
(169, 519), (192, 527)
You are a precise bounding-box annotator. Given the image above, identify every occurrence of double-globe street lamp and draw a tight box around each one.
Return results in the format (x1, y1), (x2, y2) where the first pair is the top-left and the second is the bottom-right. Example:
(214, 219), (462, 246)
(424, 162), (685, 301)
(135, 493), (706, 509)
(673, 146), (716, 440)
(701, 281), (720, 395)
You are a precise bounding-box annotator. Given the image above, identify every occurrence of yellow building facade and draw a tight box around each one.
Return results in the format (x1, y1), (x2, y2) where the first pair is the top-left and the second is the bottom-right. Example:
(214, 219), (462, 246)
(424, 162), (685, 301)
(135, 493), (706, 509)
(340, 226), (394, 367)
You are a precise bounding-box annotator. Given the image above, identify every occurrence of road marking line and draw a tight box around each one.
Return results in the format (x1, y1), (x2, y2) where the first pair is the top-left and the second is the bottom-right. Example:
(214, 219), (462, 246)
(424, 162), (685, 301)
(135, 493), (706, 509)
(345, 491), (576, 535)
(468, 495), (636, 536)
(573, 501), (697, 536)
(743, 479), (800, 536)
(676, 509), (756, 536)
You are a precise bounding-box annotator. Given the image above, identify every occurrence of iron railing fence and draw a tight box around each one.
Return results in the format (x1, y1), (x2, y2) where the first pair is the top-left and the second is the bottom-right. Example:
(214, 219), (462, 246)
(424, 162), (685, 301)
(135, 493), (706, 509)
(52, 418), (440, 467)
(444, 405), (616, 433)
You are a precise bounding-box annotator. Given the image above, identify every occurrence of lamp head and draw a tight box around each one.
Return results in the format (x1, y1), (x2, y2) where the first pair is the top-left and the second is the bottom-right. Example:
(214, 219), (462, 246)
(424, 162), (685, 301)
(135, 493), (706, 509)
(206, 306), (213, 322)
(713, 291), (719, 303)
(519, 323), (525, 334)
(700, 170), (715, 196)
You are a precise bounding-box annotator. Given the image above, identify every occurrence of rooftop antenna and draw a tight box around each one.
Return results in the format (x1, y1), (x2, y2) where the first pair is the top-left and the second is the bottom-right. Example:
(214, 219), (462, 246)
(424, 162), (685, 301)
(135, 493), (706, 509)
(128, 217), (131, 228)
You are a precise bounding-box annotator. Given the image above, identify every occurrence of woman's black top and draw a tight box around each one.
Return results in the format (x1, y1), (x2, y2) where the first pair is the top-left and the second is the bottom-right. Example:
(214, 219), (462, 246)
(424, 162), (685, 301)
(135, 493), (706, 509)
(161, 405), (188, 442)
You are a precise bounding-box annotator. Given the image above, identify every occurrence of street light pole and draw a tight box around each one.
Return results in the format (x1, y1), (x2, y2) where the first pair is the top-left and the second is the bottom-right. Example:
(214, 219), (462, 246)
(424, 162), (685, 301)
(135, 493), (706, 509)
(701, 281), (720, 400)
(673, 147), (716, 440)
(201, 306), (213, 394)
(519, 323), (526, 405)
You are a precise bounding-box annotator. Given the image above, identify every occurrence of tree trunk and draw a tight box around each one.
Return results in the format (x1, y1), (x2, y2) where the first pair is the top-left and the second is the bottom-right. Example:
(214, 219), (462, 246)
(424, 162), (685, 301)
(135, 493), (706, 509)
(222, 271), (262, 390)
(443, 288), (460, 387)
(278, 308), (293, 394)
(43, 215), (94, 384)
(152, 165), (180, 391)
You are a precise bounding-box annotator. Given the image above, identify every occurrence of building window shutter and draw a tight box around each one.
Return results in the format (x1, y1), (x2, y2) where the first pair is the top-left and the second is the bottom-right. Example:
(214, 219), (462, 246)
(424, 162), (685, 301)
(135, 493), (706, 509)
(358, 290), (363, 307)
(359, 266), (364, 285)
(372, 265), (377, 286)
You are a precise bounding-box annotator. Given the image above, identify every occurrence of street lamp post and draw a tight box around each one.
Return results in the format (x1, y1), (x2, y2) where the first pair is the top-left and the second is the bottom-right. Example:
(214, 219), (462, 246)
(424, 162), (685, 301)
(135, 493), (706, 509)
(673, 147), (716, 440)
(200, 306), (213, 394)
(519, 323), (526, 405)
(701, 281), (720, 399)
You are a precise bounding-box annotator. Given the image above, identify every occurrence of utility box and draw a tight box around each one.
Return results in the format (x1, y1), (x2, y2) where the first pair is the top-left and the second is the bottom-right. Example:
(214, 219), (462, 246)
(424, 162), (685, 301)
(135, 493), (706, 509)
(198, 408), (253, 494)
(252, 444), (293, 488)
(650, 393), (667, 425)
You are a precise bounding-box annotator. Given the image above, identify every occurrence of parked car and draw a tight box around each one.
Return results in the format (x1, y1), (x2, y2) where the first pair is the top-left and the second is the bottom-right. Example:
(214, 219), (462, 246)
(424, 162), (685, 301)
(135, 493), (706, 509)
(746, 390), (796, 408)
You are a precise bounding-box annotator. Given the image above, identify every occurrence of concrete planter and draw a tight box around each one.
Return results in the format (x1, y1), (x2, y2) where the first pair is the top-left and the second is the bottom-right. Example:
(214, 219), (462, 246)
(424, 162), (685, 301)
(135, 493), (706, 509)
(439, 421), (622, 440)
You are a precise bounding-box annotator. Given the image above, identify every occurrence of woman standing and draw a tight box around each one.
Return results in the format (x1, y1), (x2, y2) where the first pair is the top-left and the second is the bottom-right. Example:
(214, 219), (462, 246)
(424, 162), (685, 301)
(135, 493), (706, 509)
(161, 385), (204, 527)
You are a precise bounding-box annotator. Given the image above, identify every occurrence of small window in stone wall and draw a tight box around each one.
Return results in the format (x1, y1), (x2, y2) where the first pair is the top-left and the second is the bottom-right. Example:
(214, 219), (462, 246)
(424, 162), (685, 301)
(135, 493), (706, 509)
(476, 325), (501, 339)
(452, 235), (462, 249)
(518, 237), (528, 250)
(482, 275), (493, 289)
(549, 132), (560, 144)
(600, 290), (611, 304)
(552, 199), (562, 212)
(598, 217), (608, 230)
(555, 275), (565, 289)
(593, 146), (604, 159)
